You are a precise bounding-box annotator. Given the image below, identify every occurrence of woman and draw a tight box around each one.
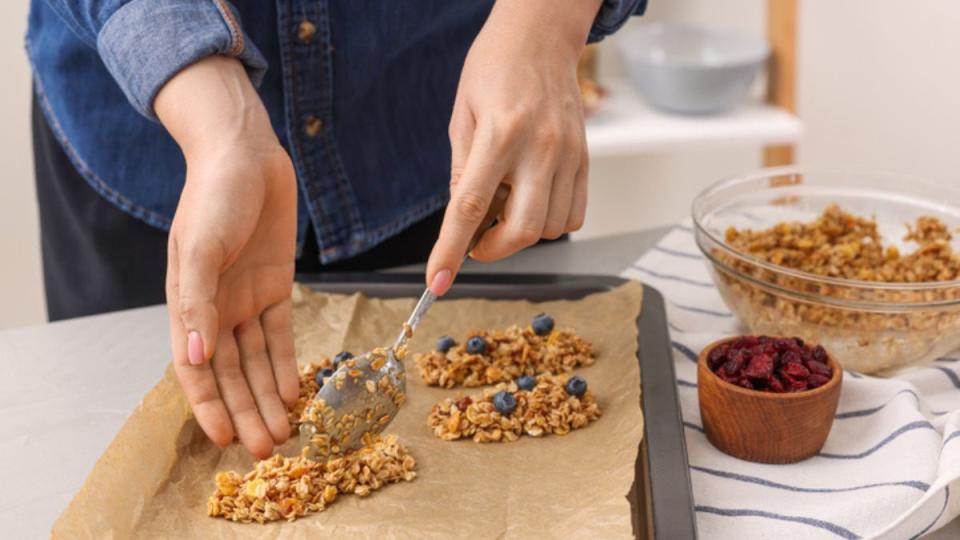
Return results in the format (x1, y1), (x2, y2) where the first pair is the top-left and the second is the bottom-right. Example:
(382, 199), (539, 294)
(27, 0), (646, 457)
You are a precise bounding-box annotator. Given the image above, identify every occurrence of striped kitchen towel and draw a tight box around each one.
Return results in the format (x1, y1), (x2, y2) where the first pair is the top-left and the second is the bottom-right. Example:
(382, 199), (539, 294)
(621, 224), (960, 540)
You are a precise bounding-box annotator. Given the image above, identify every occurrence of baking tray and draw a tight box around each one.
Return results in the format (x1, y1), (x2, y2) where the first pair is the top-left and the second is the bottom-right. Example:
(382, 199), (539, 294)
(298, 272), (697, 539)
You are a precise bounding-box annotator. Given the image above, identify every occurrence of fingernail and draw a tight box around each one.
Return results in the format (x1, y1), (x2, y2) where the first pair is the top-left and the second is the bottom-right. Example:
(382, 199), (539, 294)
(188, 331), (204, 365)
(430, 269), (453, 296)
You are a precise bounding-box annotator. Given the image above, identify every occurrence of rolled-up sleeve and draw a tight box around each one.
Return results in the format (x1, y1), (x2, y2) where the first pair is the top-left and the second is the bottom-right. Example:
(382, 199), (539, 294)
(588, 0), (648, 43)
(45, 0), (267, 119)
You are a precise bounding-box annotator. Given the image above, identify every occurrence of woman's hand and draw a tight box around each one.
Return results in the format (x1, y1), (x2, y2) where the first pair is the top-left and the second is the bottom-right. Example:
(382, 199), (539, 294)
(425, 0), (602, 294)
(156, 56), (299, 459)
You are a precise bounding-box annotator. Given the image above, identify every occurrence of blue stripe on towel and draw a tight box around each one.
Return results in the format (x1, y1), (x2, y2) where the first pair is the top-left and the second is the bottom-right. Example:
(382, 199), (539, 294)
(668, 321), (687, 333)
(934, 366), (960, 390)
(935, 357), (959, 363)
(690, 465), (929, 493)
(683, 421), (705, 433)
(631, 264), (715, 287)
(818, 421), (936, 459)
(672, 341), (699, 363)
(695, 506), (861, 539)
(653, 245), (703, 260)
(943, 431), (960, 448)
(670, 302), (734, 318)
(845, 370), (864, 379)
(677, 379), (698, 388)
(909, 487), (950, 540)
(835, 389), (920, 419)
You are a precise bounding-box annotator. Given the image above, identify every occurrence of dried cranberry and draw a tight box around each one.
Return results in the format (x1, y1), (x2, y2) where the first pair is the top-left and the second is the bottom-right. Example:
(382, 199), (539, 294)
(708, 336), (832, 394)
(454, 396), (473, 410)
(808, 373), (831, 388)
(781, 350), (802, 365)
(782, 362), (811, 380)
(807, 360), (831, 377)
(708, 344), (729, 369)
(743, 354), (775, 380)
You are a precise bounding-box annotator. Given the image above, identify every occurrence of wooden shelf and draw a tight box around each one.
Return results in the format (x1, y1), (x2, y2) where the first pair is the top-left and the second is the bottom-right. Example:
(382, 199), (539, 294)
(585, 79), (802, 157)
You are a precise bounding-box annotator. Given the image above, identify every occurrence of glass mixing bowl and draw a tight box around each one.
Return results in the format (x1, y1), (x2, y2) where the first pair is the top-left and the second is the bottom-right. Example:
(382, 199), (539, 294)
(692, 167), (960, 373)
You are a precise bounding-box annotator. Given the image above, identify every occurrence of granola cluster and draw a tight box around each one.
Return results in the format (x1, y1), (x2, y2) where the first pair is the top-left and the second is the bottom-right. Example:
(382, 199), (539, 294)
(415, 325), (594, 388)
(716, 205), (960, 372)
(207, 434), (416, 524)
(427, 374), (601, 443)
(724, 204), (960, 282)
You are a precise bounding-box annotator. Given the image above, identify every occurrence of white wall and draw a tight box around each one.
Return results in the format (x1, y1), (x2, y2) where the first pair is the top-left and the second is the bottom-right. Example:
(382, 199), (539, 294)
(0, 1), (45, 328)
(2, 1), (960, 327)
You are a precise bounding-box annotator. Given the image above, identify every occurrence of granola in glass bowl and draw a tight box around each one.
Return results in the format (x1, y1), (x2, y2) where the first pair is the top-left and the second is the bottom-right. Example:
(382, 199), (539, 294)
(692, 168), (960, 373)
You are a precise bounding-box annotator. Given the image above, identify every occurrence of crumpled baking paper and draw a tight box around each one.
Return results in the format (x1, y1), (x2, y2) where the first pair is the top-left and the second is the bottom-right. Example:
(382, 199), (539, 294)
(52, 282), (644, 539)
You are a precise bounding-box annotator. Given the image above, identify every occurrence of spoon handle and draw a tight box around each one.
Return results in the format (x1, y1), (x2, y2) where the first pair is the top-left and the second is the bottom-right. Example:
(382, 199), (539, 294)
(392, 184), (510, 351)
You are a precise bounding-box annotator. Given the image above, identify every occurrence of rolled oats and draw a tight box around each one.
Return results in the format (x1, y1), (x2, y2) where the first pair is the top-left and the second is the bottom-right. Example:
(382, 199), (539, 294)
(207, 434), (417, 524)
(716, 205), (960, 372)
(427, 374), (601, 443)
(415, 324), (594, 388)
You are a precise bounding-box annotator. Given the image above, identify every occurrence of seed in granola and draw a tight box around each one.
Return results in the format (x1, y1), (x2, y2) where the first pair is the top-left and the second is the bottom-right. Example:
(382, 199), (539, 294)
(531, 313), (555, 336)
(466, 336), (487, 354)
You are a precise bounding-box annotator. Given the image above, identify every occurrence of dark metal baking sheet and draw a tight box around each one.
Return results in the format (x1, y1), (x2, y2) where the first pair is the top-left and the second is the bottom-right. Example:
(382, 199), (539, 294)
(299, 272), (697, 539)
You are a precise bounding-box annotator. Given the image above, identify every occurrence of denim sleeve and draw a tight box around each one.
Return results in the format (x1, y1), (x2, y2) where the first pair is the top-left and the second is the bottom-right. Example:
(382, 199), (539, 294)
(42, 0), (267, 119)
(588, 0), (648, 43)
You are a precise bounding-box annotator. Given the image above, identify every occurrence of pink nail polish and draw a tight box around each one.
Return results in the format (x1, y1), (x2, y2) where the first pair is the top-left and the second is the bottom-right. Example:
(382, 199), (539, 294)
(188, 331), (204, 365)
(430, 269), (453, 296)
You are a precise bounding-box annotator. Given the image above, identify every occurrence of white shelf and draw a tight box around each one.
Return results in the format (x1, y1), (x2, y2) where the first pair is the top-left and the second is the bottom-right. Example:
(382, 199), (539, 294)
(585, 79), (803, 157)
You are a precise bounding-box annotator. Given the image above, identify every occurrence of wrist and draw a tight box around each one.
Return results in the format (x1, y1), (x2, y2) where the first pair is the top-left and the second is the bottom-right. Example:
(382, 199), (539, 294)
(489, 0), (603, 62)
(156, 55), (279, 163)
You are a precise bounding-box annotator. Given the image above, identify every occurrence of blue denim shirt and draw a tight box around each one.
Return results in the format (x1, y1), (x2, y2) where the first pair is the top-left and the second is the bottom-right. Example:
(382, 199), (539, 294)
(26, 0), (646, 263)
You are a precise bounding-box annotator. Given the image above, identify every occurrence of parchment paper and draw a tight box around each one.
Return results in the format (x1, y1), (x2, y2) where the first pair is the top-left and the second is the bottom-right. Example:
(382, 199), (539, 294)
(52, 282), (644, 539)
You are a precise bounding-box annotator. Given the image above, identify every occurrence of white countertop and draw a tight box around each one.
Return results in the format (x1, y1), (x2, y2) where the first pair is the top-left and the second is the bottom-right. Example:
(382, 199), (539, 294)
(2, 228), (957, 539)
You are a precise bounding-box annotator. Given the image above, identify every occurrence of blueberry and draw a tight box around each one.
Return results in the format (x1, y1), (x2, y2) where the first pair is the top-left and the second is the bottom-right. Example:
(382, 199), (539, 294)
(564, 376), (587, 397)
(532, 313), (555, 336)
(492, 390), (517, 416)
(466, 336), (487, 354)
(314, 368), (334, 386)
(516, 375), (537, 391)
(436, 336), (456, 353)
(333, 351), (353, 369)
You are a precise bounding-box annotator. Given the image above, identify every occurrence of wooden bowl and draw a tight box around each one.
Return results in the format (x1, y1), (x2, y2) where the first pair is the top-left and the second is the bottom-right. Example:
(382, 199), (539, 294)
(697, 337), (843, 464)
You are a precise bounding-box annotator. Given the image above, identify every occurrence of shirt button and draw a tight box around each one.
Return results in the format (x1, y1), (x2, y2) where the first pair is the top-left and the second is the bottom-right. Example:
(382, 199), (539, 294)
(297, 20), (317, 44)
(304, 116), (323, 137)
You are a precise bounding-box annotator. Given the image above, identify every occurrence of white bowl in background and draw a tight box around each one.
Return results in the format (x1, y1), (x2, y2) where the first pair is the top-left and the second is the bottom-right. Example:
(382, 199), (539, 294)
(617, 23), (770, 115)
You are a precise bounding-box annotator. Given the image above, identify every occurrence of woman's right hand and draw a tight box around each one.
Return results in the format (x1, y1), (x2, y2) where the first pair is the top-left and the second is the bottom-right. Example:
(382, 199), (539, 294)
(156, 56), (299, 459)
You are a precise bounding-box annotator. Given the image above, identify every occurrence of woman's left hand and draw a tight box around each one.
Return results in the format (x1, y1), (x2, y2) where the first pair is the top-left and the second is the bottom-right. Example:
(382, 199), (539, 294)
(425, 0), (602, 295)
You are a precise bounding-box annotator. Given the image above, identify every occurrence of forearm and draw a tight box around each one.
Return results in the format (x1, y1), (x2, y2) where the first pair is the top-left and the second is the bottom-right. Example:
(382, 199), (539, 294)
(155, 55), (277, 162)
(485, 0), (604, 62)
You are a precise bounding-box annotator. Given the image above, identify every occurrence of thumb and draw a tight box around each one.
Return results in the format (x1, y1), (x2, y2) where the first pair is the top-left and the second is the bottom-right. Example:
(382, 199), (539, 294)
(174, 237), (222, 365)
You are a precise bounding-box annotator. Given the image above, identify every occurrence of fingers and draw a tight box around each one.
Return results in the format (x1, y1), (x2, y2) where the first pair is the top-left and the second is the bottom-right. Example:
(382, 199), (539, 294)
(567, 142), (588, 232)
(235, 319), (291, 444)
(169, 310), (235, 448)
(448, 97), (475, 191)
(426, 124), (507, 293)
(542, 136), (581, 239)
(210, 329), (275, 459)
(470, 157), (551, 262)
(171, 234), (222, 365)
(262, 299), (299, 407)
